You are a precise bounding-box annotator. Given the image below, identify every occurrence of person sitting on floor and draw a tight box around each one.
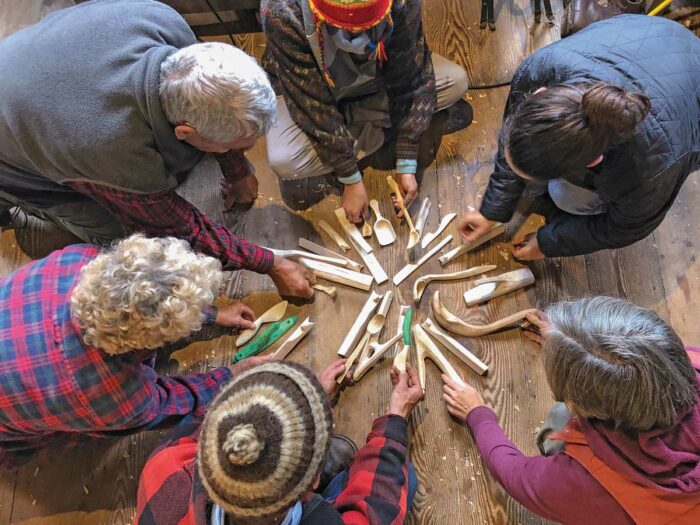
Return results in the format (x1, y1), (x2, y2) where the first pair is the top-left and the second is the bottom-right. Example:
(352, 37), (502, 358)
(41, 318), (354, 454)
(0, 234), (267, 469)
(261, 0), (471, 222)
(134, 360), (425, 524)
(442, 296), (700, 524)
(0, 0), (314, 299)
(457, 14), (700, 260)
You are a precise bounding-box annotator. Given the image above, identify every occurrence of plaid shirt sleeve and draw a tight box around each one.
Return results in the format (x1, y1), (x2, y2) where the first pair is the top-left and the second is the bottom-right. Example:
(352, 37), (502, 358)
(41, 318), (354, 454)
(214, 149), (253, 182)
(334, 415), (410, 525)
(104, 363), (232, 430)
(67, 181), (274, 273)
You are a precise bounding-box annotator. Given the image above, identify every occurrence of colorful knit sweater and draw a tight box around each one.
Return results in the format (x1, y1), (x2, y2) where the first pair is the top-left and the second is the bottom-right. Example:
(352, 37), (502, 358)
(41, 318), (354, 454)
(261, 0), (437, 180)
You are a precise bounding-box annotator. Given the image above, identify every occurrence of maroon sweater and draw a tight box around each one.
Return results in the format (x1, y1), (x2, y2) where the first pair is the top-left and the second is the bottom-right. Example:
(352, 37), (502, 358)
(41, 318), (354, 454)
(466, 407), (633, 524)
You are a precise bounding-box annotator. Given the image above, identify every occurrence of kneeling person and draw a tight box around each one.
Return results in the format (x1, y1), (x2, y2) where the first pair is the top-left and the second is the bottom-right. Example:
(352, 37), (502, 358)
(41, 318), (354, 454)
(0, 235), (258, 468)
(135, 361), (424, 524)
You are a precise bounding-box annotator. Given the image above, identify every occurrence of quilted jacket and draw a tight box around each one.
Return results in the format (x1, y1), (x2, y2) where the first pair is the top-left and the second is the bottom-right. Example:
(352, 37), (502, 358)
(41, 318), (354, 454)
(480, 15), (700, 257)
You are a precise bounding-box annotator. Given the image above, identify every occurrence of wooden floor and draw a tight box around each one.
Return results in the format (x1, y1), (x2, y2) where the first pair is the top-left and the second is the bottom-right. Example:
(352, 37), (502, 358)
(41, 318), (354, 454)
(0, 1), (699, 524)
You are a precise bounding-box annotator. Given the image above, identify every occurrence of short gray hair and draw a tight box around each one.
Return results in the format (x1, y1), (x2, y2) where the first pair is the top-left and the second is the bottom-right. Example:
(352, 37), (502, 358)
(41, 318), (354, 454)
(70, 234), (223, 354)
(543, 296), (697, 431)
(160, 42), (276, 142)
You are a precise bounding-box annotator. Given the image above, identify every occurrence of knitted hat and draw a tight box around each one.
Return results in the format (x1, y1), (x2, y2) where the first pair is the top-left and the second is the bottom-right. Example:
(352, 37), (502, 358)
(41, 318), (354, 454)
(309, 0), (393, 31)
(197, 361), (333, 523)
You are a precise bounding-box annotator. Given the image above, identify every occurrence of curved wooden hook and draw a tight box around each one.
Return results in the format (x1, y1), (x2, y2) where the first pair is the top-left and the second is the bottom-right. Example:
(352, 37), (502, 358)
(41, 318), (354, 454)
(432, 291), (537, 337)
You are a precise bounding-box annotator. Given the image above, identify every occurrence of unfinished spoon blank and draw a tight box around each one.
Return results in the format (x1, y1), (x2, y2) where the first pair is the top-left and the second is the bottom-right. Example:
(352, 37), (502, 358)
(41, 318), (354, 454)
(463, 268), (535, 306)
(422, 319), (488, 376)
(271, 317), (314, 360)
(432, 290), (537, 337)
(412, 264), (497, 304)
(236, 300), (288, 347)
(413, 324), (466, 391)
(386, 176), (420, 249)
(392, 235), (453, 286)
(369, 199), (396, 246)
(334, 208), (373, 253)
(313, 283), (338, 299)
(267, 248), (350, 268)
(297, 257), (373, 291)
(439, 222), (506, 266)
(298, 238), (363, 272)
(414, 198), (432, 235)
(421, 213), (457, 249)
(352, 332), (403, 382)
(318, 220), (351, 252)
(337, 291), (383, 357)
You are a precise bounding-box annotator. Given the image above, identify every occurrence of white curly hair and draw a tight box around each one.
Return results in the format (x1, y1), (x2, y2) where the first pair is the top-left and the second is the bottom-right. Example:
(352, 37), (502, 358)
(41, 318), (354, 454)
(70, 235), (223, 355)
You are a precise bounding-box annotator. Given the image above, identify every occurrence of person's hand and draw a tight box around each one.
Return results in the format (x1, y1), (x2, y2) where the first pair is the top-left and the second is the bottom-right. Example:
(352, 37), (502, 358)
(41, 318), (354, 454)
(442, 374), (486, 421)
(389, 173), (419, 215)
(520, 310), (550, 345)
(229, 354), (274, 377)
(388, 364), (424, 419)
(342, 181), (369, 224)
(512, 232), (545, 261)
(319, 359), (347, 396)
(457, 210), (496, 243)
(215, 303), (256, 330)
(222, 173), (259, 209)
(268, 256), (315, 300)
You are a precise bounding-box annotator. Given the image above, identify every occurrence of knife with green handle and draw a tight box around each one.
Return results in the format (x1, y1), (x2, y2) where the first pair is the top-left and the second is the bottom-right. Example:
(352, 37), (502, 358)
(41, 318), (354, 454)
(232, 315), (298, 363)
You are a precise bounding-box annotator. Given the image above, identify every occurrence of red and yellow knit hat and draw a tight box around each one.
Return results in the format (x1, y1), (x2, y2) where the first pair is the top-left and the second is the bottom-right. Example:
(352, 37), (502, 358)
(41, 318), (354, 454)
(309, 0), (393, 31)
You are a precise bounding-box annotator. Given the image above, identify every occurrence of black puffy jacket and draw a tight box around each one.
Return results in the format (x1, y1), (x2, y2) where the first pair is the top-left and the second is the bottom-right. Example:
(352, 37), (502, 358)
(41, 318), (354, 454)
(480, 15), (700, 257)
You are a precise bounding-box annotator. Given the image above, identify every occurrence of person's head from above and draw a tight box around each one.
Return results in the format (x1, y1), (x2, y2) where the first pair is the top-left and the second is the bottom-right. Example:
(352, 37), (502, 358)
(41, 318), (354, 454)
(542, 296), (697, 432)
(160, 42), (276, 154)
(198, 361), (333, 524)
(70, 234), (223, 355)
(503, 83), (651, 182)
(309, 0), (392, 32)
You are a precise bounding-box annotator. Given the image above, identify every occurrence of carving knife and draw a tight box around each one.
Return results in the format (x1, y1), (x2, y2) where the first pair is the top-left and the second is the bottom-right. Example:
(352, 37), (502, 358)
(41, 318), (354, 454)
(232, 315), (297, 363)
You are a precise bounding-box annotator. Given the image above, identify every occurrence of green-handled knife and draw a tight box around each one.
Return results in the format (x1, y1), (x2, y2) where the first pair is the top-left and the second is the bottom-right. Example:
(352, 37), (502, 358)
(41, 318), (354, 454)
(232, 315), (297, 363)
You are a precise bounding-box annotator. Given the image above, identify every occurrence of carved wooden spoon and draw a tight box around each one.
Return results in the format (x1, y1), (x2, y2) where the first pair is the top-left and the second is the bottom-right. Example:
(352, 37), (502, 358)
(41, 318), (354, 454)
(236, 301), (288, 347)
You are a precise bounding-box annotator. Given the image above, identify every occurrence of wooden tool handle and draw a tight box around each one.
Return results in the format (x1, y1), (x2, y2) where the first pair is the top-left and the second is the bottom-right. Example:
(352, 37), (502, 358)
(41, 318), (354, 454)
(369, 199), (382, 218)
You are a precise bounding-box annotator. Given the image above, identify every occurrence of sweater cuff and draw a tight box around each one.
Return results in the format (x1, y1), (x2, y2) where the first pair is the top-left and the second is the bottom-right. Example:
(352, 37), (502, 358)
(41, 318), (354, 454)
(395, 159), (417, 175)
(395, 134), (419, 161)
(338, 171), (363, 185)
(333, 157), (362, 181)
(465, 406), (498, 431)
(202, 305), (218, 325)
(371, 414), (409, 446)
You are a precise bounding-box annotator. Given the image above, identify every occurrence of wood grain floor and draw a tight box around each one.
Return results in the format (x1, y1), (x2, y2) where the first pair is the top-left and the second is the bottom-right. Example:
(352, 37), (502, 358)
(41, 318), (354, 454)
(0, 2), (698, 524)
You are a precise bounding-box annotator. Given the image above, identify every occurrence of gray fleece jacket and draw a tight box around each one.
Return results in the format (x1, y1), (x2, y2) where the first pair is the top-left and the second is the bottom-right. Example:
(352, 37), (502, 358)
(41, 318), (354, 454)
(0, 0), (202, 206)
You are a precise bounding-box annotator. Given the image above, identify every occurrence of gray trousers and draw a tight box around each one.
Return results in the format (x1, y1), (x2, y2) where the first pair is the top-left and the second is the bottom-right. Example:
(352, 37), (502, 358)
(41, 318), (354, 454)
(527, 179), (608, 216)
(536, 402), (572, 456)
(266, 54), (469, 208)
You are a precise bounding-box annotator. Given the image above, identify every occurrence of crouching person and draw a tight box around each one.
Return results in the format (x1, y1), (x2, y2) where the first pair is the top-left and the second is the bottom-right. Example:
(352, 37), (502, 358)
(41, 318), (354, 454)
(135, 360), (424, 524)
(442, 296), (700, 524)
(0, 234), (260, 469)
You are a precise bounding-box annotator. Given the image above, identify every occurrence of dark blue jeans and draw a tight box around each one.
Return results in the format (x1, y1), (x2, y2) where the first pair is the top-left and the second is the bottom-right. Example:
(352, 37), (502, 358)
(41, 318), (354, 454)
(321, 461), (419, 510)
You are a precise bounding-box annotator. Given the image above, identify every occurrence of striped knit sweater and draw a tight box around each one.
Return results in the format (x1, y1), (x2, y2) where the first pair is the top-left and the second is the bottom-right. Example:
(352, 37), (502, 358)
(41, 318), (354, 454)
(261, 0), (437, 180)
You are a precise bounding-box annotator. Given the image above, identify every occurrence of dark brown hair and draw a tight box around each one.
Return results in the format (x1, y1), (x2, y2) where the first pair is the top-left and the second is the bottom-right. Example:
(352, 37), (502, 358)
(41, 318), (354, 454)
(504, 83), (651, 180)
(543, 296), (697, 431)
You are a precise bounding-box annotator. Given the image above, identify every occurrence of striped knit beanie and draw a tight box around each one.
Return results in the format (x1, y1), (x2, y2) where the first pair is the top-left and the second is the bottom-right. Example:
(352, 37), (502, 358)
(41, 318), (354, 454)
(309, 0), (393, 31)
(197, 361), (333, 523)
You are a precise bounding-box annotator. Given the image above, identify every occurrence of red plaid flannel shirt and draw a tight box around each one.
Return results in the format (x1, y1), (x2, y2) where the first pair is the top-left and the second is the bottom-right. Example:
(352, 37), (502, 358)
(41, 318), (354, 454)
(134, 415), (410, 525)
(0, 245), (232, 468)
(67, 150), (273, 274)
